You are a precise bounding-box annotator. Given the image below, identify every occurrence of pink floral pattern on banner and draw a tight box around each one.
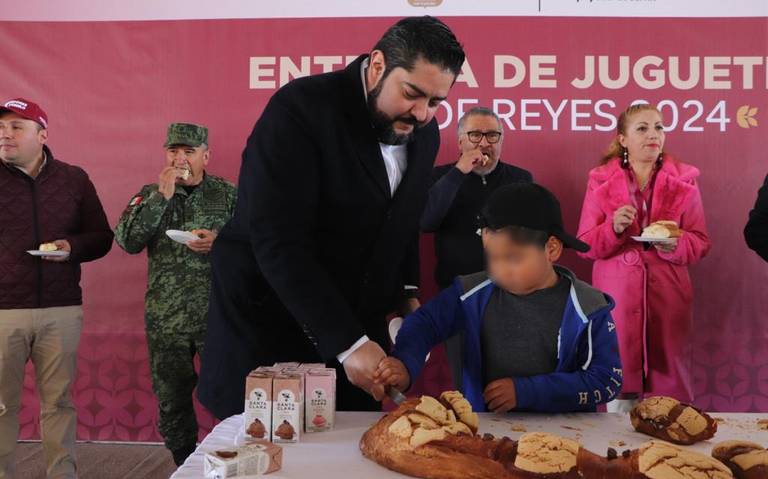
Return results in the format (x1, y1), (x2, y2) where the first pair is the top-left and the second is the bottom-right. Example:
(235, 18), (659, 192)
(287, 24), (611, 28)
(19, 332), (217, 443)
(693, 327), (768, 412)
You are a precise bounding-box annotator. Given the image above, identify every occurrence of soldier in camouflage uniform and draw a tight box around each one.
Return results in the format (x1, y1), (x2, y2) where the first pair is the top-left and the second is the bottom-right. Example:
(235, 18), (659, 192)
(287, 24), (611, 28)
(114, 123), (237, 465)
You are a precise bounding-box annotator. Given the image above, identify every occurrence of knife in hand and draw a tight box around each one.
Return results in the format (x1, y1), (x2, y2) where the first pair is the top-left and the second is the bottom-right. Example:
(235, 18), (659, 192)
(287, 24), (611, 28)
(385, 386), (407, 405)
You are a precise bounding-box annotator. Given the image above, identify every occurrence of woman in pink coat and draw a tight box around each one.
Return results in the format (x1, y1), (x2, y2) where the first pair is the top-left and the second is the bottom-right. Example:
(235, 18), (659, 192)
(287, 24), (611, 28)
(577, 104), (710, 410)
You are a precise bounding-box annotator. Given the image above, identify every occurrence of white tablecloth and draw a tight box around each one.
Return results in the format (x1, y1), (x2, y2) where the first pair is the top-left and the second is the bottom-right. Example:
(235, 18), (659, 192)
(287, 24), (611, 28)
(171, 411), (768, 478)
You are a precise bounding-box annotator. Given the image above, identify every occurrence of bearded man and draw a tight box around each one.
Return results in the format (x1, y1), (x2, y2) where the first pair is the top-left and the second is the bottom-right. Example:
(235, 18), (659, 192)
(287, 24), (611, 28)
(197, 16), (465, 417)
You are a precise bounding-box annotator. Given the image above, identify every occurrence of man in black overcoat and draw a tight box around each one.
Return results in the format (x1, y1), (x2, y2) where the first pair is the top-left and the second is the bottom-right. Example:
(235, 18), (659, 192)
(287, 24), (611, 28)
(198, 16), (465, 417)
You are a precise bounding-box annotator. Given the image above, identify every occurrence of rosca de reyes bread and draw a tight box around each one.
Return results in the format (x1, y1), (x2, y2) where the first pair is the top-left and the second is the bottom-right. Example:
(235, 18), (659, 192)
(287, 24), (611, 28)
(360, 391), (732, 479)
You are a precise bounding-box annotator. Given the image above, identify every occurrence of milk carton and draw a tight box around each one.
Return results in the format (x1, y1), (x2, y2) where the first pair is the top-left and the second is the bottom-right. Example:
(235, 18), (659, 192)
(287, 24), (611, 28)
(244, 371), (274, 441)
(305, 368), (336, 433)
(272, 362), (300, 369)
(203, 441), (282, 477)
(271, 373), (303, 443)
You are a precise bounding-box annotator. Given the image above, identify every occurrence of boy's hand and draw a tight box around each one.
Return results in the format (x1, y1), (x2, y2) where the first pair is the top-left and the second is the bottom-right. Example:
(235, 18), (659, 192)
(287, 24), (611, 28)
(373, 356), (411, 394)
(484, 378), (517, 414)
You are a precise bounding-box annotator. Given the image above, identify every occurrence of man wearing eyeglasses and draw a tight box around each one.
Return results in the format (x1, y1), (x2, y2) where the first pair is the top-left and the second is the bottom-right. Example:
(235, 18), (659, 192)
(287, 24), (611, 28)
(422, 106), (534, 290)
(420, 107), (532, 389)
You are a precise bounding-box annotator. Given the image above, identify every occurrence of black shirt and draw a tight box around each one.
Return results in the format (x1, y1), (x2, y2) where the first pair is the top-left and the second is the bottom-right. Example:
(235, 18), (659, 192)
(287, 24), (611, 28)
(182, 183), (200, 195)
(481, 274), (570, 384)
(421, 162), (533, 288)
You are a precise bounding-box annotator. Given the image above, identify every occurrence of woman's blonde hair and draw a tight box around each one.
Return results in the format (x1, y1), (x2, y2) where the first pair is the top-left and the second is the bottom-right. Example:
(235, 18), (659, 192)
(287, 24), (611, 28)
(601, 104), (663, 164)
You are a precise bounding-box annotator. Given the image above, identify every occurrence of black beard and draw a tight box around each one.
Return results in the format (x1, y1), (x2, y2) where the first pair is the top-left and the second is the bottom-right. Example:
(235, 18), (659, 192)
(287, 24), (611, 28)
(367, 82), (418, 146)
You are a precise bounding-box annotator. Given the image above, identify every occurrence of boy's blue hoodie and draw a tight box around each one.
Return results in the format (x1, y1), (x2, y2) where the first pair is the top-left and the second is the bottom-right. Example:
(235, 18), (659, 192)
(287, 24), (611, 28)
(393, 266), (623, 413)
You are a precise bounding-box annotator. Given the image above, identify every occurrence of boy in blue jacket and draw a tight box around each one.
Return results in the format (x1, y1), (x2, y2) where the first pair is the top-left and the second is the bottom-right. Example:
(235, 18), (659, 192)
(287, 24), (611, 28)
(374, 183), (623, 413)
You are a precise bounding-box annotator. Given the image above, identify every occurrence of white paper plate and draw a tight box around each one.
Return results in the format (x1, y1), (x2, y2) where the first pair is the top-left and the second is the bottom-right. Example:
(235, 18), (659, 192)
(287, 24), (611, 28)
(631, 236), (676, 244)
(27, 250), (70, 258)
(166, 230), (199, 244)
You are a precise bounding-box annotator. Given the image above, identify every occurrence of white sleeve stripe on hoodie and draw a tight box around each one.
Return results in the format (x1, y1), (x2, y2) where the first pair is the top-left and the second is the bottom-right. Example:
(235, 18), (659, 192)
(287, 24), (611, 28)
(460, 279), (493, 302)
(582, 320), (594, 371)
(569, 285), (590, 324)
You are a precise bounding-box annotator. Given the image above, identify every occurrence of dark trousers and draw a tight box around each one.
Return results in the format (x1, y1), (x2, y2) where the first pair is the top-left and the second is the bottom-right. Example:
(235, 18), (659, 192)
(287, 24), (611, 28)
(146, 329), (205, 451)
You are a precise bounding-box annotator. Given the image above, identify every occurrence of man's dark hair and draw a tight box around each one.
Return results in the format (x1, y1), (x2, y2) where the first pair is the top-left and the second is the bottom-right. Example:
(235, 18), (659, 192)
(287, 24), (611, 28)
(372, 16), (465, 78)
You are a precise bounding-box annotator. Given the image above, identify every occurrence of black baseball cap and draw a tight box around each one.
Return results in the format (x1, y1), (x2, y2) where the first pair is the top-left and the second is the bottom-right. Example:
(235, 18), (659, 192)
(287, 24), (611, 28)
(478, 183), (590, 253)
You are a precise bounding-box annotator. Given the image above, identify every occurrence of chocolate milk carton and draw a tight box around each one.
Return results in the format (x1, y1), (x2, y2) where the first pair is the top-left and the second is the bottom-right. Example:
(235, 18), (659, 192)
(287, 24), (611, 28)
(203, 441), (283, 477)
(298, 363), (326, 370)
(305, 368), (336, 433)
(272, 362), (300, 369)
(244, 371), (274, 441)
(271, 373), (303, 443)
(255, 366), (283, 374)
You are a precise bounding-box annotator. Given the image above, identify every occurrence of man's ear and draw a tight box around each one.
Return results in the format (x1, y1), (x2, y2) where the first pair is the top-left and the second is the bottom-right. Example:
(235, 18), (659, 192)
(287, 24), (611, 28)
(547, 236), (563, 262)
(38, 128), (48, 145)
(203, 148), (210, 166)
(367, 50), (387, 92)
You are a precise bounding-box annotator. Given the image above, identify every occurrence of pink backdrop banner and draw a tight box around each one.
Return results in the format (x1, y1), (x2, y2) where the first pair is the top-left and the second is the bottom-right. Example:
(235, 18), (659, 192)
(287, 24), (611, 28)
(0, 16), (766, 442)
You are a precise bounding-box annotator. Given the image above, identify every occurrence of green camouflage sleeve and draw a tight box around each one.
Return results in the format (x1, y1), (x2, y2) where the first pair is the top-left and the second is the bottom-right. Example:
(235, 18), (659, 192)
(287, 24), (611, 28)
(114, 185), (169, 254)
(226, 182), (238, 218)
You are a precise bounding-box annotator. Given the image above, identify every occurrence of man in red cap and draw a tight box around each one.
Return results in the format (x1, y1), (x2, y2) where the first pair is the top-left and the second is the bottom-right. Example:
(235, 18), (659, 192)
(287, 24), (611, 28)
(0, 98), (113, 478)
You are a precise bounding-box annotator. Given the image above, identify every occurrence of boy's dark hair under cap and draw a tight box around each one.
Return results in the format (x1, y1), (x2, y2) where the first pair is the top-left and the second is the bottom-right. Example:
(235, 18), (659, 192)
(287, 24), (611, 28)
(478, 183), (591, 253)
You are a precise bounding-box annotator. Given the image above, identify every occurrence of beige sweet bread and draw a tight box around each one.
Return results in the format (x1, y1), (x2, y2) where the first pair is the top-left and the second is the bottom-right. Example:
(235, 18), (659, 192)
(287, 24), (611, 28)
(39, 242), (58, 252)
(639, 441), (731, 479)
(415, 396), (454, 426)
(439, 391), (479, 433)
(642, 221), (682, 239)
(407, 413), (441, 430)
(630, 396), (718, 445)
(514, 432), (579, 474)
(360, 392), (734, 479)
(712, 440), (768, 479)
